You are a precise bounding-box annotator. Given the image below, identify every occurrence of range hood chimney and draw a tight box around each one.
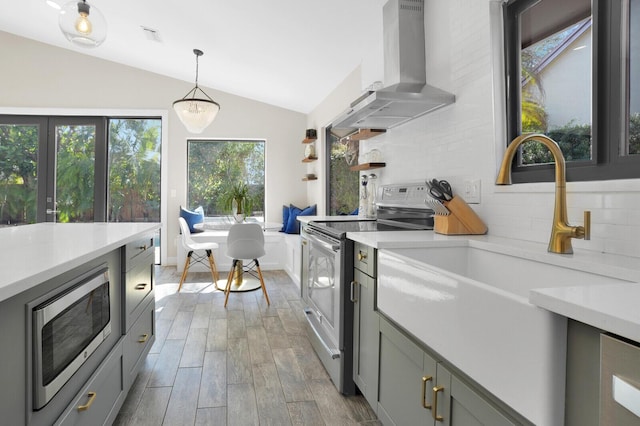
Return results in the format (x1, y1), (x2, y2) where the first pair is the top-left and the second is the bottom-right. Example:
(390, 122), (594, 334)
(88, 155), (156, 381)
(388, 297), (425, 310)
(331, 0), (454, 136)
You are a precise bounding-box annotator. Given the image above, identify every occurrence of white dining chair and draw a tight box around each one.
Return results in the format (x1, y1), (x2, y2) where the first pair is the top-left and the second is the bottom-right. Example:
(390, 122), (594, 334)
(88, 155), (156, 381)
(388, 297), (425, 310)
(223, 223), (270, 307)
(177, 217), (219, 292)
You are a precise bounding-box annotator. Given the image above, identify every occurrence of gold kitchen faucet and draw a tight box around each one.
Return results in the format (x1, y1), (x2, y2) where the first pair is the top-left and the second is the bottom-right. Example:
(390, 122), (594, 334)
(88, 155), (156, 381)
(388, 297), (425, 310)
(496, 133), (591, 254)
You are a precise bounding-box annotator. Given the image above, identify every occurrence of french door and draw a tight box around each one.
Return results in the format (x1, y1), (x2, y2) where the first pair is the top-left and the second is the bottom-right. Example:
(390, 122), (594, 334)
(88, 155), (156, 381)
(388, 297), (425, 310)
(0, 116), (106, 224)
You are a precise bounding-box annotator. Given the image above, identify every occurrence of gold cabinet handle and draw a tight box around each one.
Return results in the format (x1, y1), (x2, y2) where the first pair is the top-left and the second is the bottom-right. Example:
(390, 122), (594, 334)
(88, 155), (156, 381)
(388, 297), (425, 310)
(135, 283), (148, 290)
(138, 244), (148, 250)
(432, 385), (444, 421)
(138, 333), (149, 343)
(77, 391), (96, 412)
(421, 376), (433, 410)
(357, 251), (367, 261)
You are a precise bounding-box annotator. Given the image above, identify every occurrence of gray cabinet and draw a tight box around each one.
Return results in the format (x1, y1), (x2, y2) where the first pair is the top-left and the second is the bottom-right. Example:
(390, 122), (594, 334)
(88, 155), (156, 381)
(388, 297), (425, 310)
(352, 243), (380, 410)
(377, 316), (519, 426)
(122, 234), (156, 390)
(55, 340), (124, 426)
(123, 235), (154, 331)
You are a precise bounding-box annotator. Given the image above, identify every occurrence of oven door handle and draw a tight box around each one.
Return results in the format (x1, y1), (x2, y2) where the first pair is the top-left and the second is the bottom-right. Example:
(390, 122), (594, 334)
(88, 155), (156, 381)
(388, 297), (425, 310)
(305, 232), (341, 253)
(304, 308), (341, 359)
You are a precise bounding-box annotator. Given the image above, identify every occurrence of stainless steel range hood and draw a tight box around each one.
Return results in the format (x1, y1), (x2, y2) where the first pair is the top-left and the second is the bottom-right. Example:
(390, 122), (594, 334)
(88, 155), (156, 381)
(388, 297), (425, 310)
(331, 0), (454, 137)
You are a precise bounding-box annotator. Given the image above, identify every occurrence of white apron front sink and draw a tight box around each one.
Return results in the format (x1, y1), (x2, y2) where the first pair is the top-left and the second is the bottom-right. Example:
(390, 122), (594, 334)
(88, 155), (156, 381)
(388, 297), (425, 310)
(377, 245), (630, 426)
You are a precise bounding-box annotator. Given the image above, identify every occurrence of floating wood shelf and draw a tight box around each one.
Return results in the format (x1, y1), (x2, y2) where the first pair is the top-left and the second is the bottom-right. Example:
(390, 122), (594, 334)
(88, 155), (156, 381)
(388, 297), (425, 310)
(349, 162), (386, 171)
(302, 156), (318, 163)
(302, 137), (317, 144)
(302, 176), (318, 181)
(348, 129), (386, 141)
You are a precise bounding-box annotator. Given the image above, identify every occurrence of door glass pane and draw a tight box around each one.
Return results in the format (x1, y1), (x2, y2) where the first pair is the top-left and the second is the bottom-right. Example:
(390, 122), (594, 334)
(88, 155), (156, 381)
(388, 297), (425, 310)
(0, 123), (39, 226)
(627, 0), (640, 155)
(107, 119), (161, 222)
(519, 0), (592, 165)
(55, 124), (95, 222)
(327, 130), (359, 215)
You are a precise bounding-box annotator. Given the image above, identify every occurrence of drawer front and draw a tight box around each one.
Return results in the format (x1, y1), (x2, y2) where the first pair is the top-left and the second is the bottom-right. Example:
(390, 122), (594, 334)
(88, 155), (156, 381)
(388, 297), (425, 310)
(125, 257), (153, 330)
(125, 236), (154, 271)
(354, 242), (376, 277)
(55, 341), (124, 426)
(124, 299), (155, 390)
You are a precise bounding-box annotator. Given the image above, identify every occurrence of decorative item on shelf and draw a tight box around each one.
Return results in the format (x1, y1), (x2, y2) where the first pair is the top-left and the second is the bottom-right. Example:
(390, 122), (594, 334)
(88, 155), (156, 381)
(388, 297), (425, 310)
(173, 49), (221, 134)
(365, 149), (383, 163)
(304, 143), (316, 159)
(58, 0), (107, 48)
(221, 182), (254, 223)
(303, 173), (317, 181)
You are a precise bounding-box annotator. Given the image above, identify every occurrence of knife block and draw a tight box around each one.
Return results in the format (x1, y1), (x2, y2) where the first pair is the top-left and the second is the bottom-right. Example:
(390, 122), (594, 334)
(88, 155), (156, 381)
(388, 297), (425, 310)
(434, 196), (488, 235)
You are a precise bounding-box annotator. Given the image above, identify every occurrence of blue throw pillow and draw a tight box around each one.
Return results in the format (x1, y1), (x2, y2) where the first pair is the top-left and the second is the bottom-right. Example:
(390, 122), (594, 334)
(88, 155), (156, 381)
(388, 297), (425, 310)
(180, 206), (204, 233)
(284, 204), (317, 234)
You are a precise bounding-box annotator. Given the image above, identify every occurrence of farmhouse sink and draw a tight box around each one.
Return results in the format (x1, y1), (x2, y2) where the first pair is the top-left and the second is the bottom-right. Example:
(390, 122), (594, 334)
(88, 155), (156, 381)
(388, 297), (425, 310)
(377, 245), (631, 426)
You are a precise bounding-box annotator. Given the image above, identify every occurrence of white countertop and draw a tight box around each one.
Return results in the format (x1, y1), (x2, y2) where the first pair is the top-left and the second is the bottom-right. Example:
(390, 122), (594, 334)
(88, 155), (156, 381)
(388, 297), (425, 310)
(345, 224), (640, 342)
(0, 222), (161, 302)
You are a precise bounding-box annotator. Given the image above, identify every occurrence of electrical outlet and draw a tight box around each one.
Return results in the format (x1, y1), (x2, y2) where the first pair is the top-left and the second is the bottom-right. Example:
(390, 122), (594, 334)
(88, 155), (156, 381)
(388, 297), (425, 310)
(463, 179), (481, 204)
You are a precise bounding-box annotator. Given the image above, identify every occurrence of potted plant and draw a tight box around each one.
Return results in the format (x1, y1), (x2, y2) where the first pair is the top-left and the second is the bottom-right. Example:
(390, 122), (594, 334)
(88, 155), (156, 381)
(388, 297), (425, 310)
(221, 182), (254, 222)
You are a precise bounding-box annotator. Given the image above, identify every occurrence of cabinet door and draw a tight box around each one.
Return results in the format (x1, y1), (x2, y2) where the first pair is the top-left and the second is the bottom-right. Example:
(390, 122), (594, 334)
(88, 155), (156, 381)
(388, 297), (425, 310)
(353, 268), (379, 410)
(440, 365), (517, 426)
(378, 317), (437, 425)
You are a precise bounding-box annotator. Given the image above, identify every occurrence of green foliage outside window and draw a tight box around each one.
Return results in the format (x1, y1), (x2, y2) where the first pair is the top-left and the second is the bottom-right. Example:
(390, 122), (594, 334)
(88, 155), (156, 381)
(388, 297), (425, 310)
(0, 124), (38, 224)
(187, 140), (265, 219)
(108, 119), (161, 222)
(328, 136), (358, 215)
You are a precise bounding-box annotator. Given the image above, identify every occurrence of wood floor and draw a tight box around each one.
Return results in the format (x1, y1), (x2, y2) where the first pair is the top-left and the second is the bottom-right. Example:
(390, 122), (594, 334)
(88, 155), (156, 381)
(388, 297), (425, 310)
(113, 267), (379, 426)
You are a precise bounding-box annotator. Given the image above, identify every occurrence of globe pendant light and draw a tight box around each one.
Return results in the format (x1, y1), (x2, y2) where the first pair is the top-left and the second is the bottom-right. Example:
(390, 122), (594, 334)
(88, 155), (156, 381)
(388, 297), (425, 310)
(59, 0), (107, 48)
(173, 49), (221, 134)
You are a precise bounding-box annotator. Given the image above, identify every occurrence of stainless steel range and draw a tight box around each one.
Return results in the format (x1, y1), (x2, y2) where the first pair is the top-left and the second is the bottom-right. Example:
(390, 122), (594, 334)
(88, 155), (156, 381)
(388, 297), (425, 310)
(300, 182), (434, 394)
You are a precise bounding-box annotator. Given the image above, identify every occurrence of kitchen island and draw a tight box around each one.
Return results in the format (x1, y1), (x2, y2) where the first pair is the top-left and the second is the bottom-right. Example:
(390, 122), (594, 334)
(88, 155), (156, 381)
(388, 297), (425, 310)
(0, 222), (160, 426)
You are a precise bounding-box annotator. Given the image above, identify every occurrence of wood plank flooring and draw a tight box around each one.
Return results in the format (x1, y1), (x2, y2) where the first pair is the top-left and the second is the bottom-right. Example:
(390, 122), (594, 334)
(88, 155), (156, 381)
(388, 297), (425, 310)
(114, 267), (379, 426)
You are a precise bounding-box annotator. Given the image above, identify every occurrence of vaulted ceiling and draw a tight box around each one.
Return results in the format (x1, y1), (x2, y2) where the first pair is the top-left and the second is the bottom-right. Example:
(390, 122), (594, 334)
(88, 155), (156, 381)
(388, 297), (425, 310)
(0, 0), (386, 113)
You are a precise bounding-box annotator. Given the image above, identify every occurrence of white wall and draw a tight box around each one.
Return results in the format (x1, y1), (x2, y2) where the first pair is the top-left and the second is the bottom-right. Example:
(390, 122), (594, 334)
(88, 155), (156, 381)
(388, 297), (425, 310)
(0, 31), (307, 264)
(310, 0), (640, 259)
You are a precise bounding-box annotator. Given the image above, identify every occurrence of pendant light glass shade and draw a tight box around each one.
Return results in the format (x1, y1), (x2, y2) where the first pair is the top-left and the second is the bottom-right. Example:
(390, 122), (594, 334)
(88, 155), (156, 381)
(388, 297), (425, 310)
(173, 49), (221, 134)
(59, 0), (107, 48)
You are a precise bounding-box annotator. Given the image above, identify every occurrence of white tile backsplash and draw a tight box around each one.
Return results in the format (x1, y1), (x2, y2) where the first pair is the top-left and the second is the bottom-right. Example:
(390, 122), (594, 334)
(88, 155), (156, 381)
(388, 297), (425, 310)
(357, 0), (640, 259)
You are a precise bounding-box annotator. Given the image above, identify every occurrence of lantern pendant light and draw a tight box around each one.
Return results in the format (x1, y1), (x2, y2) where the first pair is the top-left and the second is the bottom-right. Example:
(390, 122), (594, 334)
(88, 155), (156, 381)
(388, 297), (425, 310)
(59, 0), (107, 48)
(173, 49), (221, 134)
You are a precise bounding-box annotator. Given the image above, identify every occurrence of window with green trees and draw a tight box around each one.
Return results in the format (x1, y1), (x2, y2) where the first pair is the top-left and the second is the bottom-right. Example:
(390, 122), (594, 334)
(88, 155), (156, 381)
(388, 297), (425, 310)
(504, 0), (640, 182)
(187, 139), (265, 222)
(326, 129), (359, 216)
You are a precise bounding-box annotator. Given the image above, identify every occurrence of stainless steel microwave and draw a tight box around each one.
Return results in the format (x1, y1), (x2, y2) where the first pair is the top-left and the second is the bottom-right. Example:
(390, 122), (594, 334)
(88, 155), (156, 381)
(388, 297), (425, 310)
(32, 266), (111, 410)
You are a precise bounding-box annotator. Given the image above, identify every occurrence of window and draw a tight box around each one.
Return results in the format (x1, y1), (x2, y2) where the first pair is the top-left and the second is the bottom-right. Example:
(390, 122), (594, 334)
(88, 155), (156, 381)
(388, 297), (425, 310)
(504, 0), (640, 182)
(187, 139), (265, 223)
(325, 127), (359, 215)
(107, 118), (162, 223)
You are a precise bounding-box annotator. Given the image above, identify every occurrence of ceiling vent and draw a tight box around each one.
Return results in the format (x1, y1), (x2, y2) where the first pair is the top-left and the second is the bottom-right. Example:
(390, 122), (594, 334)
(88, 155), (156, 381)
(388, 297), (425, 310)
(141, 26), (162, 42)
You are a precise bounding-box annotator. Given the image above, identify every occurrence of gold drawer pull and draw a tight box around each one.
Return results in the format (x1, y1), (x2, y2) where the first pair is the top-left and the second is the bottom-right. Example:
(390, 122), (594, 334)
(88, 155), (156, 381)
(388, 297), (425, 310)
(432, 385), (444, 421)
(138, 244), (148, 250)
(357, 251), (367, 261)
(138, 333), (149, 343)
(421, 376), (433, 410)
(77, 391), (96, 412)
(135, 283), (148, 290)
